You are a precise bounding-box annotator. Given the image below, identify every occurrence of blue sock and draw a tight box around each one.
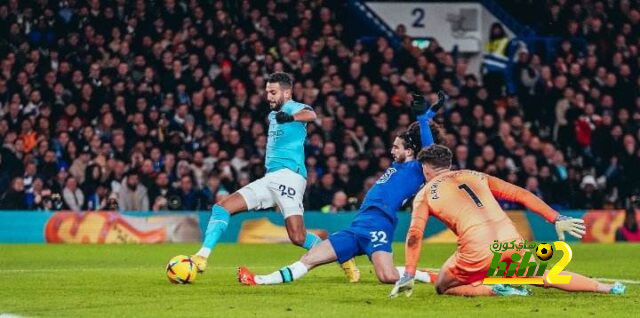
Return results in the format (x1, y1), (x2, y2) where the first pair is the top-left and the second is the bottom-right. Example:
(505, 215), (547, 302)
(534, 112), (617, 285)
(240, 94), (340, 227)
(202, 204), (230, 251)
(302, 232), (321, 250)
(279, 266), (294, 283)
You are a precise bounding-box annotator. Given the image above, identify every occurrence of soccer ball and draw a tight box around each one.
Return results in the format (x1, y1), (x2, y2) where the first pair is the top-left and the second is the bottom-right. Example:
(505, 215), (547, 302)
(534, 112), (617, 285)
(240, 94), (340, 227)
(536, 243), (554, 261)
(166, 255), (197, 284)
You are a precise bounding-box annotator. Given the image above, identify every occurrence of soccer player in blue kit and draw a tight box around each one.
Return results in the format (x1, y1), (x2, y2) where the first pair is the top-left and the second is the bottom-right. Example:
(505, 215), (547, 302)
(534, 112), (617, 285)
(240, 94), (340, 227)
(237, 91), (447, 286)
(191, 72), (358, 281)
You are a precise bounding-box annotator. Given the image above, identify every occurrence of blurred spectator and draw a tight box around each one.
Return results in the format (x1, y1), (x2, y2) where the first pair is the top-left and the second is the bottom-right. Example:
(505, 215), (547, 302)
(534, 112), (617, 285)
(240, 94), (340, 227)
(118, 171), (149, 211)
(167, 175), (204, 211)
(23, 162), (38, 194)
(62, 176), (84, 211)
(0, 0), (637, 213)
(482, 23), (510, 98)
(149, 172), (171, 206)
(86, 183), (111, 211)
(69, 146), (92, 183)
(322, 191), (348, 213)
(574, 175), (604, 209)
(524, 176), (544, 199)
(26, 177), (44, 209)
(308, 173), (337, 210)
(201, 174), (229, 209)
(37, 189), (63, 211)
(0, 176), (27, 210)
(616, 195), (640, 242)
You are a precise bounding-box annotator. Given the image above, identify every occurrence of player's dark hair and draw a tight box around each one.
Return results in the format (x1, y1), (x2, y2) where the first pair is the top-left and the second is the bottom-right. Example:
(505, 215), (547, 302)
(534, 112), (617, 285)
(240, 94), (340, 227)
(399, 121), (444, 155)
(400, 122), (421, 155)
(267, 72), (293, 89)
(418, 144), (452, 169)
(429, 121), (444, 145)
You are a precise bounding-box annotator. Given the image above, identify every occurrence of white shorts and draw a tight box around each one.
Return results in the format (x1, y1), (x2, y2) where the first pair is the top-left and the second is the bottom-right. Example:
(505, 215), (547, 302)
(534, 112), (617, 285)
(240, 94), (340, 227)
(237, 168), (306, 218)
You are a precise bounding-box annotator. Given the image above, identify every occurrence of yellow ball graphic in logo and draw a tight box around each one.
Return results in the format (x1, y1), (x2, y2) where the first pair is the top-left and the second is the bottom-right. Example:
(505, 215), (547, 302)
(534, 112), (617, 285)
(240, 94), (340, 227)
(536, 243), (554, 261)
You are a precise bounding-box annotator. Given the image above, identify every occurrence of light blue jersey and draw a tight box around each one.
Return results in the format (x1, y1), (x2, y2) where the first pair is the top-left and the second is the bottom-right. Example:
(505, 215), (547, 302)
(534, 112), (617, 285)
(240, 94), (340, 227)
(266, 100), (309, 178)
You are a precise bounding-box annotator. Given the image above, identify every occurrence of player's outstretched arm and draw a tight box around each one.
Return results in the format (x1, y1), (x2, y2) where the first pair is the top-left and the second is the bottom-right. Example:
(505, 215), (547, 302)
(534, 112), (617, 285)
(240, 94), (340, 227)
(404, 195), (431, 276)
(486, 175), (586, 240)
(275, 105), (317, 123)
(486, 175), (558, 222)
(416, 114), (435, 147)
(412, 91), (447, 147)
(291, 109), (317, 122)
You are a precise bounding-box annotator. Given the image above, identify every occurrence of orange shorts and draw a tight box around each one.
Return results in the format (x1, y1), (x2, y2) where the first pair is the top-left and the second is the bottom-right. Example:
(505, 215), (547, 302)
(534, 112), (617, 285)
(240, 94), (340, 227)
(443, 237), (525, 285)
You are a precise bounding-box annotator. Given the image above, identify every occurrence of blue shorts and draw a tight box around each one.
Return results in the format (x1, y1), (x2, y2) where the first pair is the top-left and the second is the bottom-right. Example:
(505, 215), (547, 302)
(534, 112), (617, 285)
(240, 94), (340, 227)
(328, 214), (394, 264)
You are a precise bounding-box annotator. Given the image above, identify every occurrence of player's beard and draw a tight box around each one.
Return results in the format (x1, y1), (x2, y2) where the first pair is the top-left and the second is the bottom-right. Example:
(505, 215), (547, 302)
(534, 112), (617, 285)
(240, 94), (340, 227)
(394, 153), (406, 163)
(269, 96), (285, 111)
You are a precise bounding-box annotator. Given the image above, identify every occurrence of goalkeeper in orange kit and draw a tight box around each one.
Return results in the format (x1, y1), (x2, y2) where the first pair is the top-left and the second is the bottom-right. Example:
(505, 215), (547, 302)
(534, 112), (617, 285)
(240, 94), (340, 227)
(390, 145), (626, 297)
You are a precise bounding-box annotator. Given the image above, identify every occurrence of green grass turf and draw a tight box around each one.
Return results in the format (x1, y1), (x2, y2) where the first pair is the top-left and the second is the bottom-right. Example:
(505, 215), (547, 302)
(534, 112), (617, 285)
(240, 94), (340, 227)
(0, 243), (638, 317)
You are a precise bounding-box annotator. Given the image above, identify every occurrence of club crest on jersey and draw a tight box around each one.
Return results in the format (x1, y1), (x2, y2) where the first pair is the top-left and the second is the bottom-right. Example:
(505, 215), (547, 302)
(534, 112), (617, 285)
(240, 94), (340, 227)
(376, 167), (397, 184)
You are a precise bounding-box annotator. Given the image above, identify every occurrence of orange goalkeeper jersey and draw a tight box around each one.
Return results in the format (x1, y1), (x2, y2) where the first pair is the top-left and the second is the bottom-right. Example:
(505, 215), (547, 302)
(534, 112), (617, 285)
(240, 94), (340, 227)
(404, 170), (559, 275)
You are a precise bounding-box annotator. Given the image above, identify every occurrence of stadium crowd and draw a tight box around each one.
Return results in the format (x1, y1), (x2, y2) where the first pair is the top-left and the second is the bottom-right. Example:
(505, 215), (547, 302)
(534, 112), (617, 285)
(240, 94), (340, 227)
(0, 0), (638, 212)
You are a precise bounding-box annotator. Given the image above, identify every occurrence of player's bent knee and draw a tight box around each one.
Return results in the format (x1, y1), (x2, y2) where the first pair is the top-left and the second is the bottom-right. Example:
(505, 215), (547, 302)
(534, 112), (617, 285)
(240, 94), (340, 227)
(435, 281), (446, 294)
(378, 275), (397, 284)
(216, 197), (233, 211)
(376, 270), (399, 284)
(289, 232), (306, 247)
(299, 251), (323, 268)
(217, 193), (233, 205)
(216, 192), (247, 214)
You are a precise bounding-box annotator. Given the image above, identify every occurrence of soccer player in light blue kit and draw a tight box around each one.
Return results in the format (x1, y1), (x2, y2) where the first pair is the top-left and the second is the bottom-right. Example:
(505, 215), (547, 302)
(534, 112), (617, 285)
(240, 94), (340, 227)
(191, 72), (352, 275)
(237, 92), (447, 286)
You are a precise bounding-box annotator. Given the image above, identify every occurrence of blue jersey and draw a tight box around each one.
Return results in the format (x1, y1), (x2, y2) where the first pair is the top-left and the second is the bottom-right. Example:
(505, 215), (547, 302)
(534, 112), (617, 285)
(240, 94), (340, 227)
(352, 110), (436, 227)
(356, 161), (425, 226)
(265, 100), (309, 178)
(330, 162), (425, 263)
(329, 106), (437, 262)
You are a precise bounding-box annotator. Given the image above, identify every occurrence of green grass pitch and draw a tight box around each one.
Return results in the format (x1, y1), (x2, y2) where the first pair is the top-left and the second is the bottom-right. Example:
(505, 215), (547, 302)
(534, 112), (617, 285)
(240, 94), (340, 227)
(0, 243), (638, 317)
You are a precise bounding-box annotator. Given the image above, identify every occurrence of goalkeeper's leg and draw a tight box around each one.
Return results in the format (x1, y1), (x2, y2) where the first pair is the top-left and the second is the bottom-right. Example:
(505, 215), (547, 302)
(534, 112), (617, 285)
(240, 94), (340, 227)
(534, 270), (620, 293)
(434, 253), (496, 296)
(515, 252), (621, 293)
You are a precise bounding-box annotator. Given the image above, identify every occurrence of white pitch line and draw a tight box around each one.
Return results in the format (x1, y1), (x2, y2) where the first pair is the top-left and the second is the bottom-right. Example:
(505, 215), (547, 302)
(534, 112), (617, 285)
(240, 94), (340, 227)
(2, 267), (639, 285)
(0, 266), (316, 273)
(593, 278), (640, 285)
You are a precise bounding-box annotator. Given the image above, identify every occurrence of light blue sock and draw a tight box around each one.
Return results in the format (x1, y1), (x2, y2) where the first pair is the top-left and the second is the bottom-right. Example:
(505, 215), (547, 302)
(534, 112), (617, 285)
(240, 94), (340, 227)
(199, 205), (230, 255)
(302, 232), (321, 250)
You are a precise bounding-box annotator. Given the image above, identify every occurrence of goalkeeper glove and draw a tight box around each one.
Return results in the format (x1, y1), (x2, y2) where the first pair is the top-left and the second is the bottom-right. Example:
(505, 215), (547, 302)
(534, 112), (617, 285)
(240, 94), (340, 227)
(429, 90), (447, 113)
(554, 215), (586, 241)
(275, 111), (294, 124)
(411, 93), (429, 114)
(389, 273), (415, 298)
(411, 90), (448, 115)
